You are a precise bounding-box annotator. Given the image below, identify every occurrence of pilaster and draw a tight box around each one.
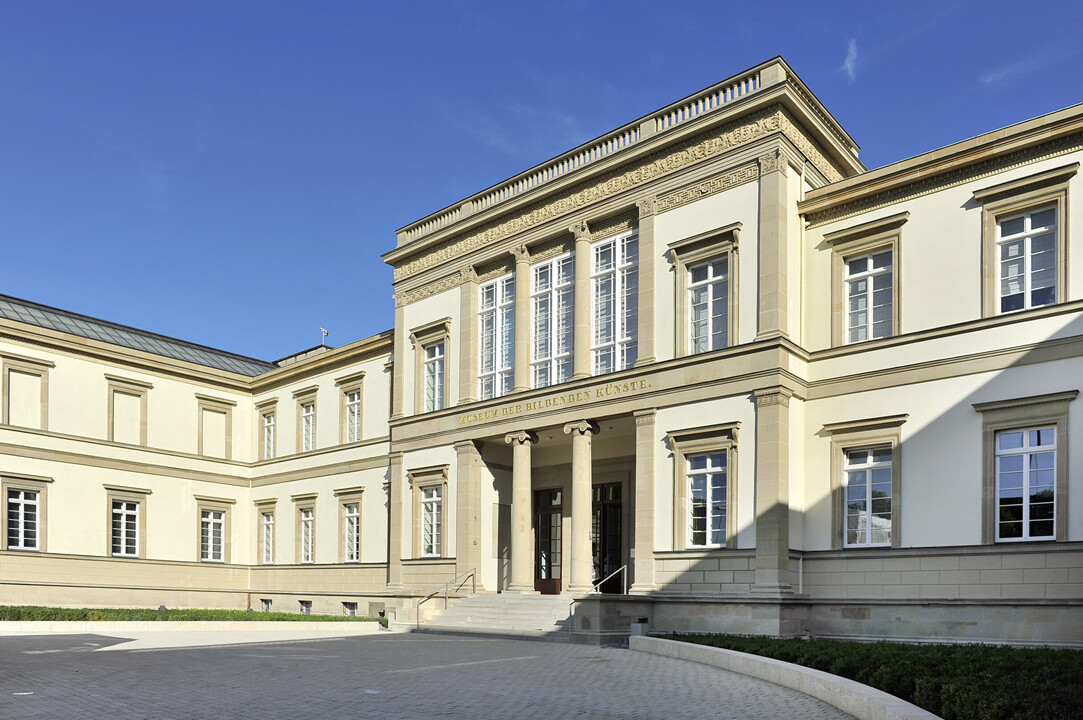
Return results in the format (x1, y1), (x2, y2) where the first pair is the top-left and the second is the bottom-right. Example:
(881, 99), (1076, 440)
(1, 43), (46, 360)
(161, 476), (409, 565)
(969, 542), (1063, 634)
(511, 245), (531, 392)
(454, 440), (484, 589)
(752, 387), (792, 594)
(631, 408), (657, 593)
(635, 198), (656, 366)
(571, 221), (592, 379)
(391, 300), (406, 419)
(387, 451), (405, 589)
(756, 149), (790, 340)
(457, 266), (479, 404)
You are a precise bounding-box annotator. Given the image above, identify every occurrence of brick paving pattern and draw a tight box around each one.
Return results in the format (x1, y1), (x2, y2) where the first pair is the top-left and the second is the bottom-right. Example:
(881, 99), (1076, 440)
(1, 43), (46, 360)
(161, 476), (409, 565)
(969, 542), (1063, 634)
(0, 632), (854, 719)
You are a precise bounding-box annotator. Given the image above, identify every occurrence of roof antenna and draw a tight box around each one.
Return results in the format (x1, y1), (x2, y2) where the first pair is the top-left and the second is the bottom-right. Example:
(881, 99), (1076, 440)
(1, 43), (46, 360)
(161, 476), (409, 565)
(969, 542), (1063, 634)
(320, 327), (329, 346)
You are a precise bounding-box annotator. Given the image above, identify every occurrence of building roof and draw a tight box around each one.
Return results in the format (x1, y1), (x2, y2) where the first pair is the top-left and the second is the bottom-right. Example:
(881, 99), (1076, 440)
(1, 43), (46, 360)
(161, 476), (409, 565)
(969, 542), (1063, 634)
(0, 294), (278, 377)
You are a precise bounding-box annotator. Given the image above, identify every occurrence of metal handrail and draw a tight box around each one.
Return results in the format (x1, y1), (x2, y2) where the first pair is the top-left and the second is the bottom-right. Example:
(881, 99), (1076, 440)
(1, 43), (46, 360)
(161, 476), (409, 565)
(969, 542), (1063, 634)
(592, 564), (628, 595)
(416, 568), (476, 629)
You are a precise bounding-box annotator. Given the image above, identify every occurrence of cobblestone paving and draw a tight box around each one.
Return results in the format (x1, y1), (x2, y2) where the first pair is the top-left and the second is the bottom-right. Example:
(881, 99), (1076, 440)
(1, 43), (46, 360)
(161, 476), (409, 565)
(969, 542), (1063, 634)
(0, 632), (854, 719)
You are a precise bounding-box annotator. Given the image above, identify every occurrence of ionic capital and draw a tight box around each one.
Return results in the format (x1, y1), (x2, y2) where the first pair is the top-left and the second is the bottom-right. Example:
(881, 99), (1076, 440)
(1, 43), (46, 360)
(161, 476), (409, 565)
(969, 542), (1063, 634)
(509, 244), (530, 264)
(504, 430), (539, 446)
(563, 419), (600, 437)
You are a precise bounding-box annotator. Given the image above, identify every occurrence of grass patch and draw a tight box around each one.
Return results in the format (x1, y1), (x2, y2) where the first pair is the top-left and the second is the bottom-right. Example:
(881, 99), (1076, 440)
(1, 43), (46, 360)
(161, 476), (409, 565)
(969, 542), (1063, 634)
(0, 605), (381, 623)
(661, 634), (1082, 720)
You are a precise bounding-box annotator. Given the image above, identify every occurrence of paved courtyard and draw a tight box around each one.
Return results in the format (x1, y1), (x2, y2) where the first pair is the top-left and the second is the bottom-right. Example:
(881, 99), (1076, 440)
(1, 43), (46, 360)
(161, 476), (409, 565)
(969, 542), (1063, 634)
(0, 630), (854, 719)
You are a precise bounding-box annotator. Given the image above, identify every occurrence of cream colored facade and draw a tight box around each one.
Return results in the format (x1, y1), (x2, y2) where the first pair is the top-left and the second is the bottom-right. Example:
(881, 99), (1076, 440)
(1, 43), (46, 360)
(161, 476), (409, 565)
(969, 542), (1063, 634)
(2, 57), (1081, 645)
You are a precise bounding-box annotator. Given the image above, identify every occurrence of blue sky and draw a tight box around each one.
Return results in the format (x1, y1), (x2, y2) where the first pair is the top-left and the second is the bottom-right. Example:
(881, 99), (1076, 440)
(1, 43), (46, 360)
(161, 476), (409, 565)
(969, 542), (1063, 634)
(2, 1), (1082, 361)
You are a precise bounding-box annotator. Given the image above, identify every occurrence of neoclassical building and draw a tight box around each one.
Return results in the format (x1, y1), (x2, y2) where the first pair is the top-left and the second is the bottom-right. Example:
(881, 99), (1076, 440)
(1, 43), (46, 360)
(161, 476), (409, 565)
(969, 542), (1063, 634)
(2, 58), (1081, 646)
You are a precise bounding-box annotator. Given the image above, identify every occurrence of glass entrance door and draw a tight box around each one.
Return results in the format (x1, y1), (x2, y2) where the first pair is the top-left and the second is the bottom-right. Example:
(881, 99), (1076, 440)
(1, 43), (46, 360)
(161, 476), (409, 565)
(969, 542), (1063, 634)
(592, 483), (622, 593)
(534, 489), (562, 594)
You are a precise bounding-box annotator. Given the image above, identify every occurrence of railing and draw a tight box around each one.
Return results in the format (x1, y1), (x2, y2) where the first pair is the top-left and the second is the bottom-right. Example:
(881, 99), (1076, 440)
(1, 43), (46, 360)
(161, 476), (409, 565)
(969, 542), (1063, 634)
(592, 564), (628, 595)
(415, 568), (476, 629)
(398, 65), (768, 246)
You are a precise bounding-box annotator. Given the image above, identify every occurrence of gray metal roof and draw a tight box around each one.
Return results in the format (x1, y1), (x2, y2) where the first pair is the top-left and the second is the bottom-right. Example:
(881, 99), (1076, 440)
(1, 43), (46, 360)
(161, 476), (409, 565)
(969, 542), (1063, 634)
(0, 294), (278, 376)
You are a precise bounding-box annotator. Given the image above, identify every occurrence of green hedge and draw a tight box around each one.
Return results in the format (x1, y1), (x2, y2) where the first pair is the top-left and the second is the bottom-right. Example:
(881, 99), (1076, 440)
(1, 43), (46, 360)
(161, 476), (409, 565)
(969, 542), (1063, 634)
(0, 605), (380, 623)
(663, 634), (1082, 720)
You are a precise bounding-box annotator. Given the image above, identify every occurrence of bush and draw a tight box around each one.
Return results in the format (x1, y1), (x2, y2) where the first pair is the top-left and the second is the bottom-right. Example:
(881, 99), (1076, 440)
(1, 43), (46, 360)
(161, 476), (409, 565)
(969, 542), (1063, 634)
(662, 634), (1083, 720)
(0, 605), (376, 623)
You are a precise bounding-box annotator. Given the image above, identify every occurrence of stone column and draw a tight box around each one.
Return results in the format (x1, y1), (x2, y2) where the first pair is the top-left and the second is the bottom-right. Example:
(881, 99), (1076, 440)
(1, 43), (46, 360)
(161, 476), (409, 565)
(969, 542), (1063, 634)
(458, 267), (478, 404)
(504, 430), (539, 593)
(756, 149), (790, 340)
(571, 221), (592, 379)
(391, 299), (406, 419)
(752, 386), (792, 594)
(631, 409), (657, 593)
(634, 199), (656, 366)
(511, 245), (531, 392)
(564, 419), (599, 593)
(455, 440), (484, 589)
(387, 451), (405, 589)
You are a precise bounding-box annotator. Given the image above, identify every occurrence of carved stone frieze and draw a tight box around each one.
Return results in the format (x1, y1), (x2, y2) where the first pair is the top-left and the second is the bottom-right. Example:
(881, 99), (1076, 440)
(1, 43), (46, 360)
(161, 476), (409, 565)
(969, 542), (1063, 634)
(393, 106), (784, 281)
(806, 132), (1083, 228)
(591, 211), (638, 241)
(636, 196), (657, 218)
(754, 387), (793, 407)
(395, 273), (463, 307)
(778, 110), (844, 183)
(654, 163), (759, 215)
(459, 265), (478, 284)
(475, 257), (514, 283)
(529, 236), (574, 264)
(758, 150), (780, 175)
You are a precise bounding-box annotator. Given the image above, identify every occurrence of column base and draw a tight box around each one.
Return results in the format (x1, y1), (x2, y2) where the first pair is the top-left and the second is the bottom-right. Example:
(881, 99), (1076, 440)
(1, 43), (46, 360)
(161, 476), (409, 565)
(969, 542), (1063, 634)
(629, 583), (657, 595)
(566, 583), (595, 595)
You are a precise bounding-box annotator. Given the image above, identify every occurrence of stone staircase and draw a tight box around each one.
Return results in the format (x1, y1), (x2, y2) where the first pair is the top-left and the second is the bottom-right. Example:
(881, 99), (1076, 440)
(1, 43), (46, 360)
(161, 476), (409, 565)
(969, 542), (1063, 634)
(417, 592), (574, 641)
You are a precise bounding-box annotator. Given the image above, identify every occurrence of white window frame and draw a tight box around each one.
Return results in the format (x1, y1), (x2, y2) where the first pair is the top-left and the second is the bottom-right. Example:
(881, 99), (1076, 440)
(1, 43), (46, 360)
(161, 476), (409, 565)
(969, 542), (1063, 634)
(844, 249), (894, 344)
(345, 389), (362, 443)
(478, 273), (515, 400)
(344, 502), (360, 563)
(842, 446), (894, 547)
(421, 485), (442, 557)
(688, 256), (730, 354)
(7, 488), (39, 551)
(995, 426), (1057, 542)
(531, 252), (575, 389)
(111, 500), (140, 558)
(261, 511), (275, 565)
(262, 411), (276, 460)
(424, 341), (445, 412)
(201, 509), (225, 563)
(996, 206), (1058, 314)
(301, 402), (316, 452)
(300, 507), (315, 563)
(592, 231), (638, 375)
(686, 451), (728, 548)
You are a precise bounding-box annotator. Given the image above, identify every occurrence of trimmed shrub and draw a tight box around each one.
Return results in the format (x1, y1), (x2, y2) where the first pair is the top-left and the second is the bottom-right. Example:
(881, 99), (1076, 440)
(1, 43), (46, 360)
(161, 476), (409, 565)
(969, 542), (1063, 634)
(662, 634), (1083, 720)
(0, 605), (375, 623)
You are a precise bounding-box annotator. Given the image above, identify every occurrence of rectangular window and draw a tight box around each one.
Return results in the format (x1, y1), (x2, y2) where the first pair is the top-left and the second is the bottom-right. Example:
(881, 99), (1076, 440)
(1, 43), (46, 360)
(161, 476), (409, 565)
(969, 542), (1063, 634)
(7, 489), (39, 551)
(478, 273), (514, 399)
(592, 232), (638, 375)
(260, 598), (272, 612)
(344, 502), (360, 562)
(112, 500), (139, 557)
(343, 601), (358, 616)
(531, 253), (575, 389)
(299, 600), (312, 615)
(300, 507), (314, 563)
(689, 257), (729, 353)
(301, 402), (316, 452)
(345, 390), (362, 442)
(996, 427), (1056, 541)
(421, 485), (442, 557)
(201, 509), (225, 562)
(261, 511), (275, 564)
(424, 342), (445, 412)
(845, 250), (893, 343)
(262, 412), (276, 460)
(843, 447), (893, 546)
(687, 453), (727, 547)
(998, 206), (1057, 314)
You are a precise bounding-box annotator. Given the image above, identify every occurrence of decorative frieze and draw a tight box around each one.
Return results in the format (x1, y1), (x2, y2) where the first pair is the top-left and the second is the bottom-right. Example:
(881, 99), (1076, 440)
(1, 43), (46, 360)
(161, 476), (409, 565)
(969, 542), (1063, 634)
(393, 106), (785, 281)
(754, 387), (793, 407)
(590, 211), (638, 241)
(758, 150), (780, 175)
(806, 132), (1083, 228)
(778, 110), (844, 182)
(394, 273), (463, 307)
(654, 163), (759, 215)
(529, 236), (574, 264)
(475, 257), (514, 283)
